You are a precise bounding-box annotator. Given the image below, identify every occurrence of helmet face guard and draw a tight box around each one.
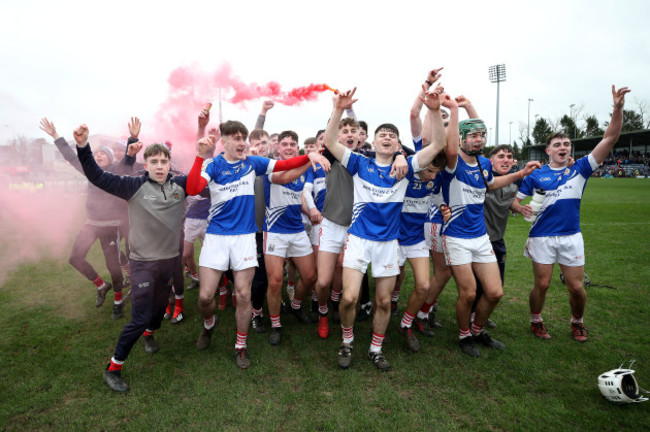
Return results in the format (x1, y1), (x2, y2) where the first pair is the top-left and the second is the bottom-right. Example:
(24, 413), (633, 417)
(459, 119), (487, 156)
(598, 368), (649, 403)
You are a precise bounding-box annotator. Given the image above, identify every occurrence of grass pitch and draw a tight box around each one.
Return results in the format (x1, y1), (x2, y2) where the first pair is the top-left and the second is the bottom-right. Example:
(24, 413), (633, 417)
(0, 178), (649, 431)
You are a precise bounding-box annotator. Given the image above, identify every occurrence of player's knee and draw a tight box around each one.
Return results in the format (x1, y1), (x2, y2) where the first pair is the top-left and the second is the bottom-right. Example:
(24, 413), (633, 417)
(414, 281), (430, 296)
(374, 296), (390, 311)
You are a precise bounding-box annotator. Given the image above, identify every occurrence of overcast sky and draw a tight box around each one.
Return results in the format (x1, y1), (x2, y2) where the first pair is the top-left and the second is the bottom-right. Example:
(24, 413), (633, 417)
(1, 0), (648, 150)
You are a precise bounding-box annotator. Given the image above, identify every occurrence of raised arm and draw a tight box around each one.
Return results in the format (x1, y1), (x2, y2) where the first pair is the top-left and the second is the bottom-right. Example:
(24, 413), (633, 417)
(415, 85), (447, 167)
(591, 85), (631, 164)
(41, 118), (81, 170)
(441, 93), (459, 169)
(197, 104), (211, 141)
(255, 100), (274, 130)
(412, 68), (442, 142)
(186, 134), (218, 195)
(324, 88), (358, 162)
(73, 124), (140, 200)
(455, 95), (479, 119)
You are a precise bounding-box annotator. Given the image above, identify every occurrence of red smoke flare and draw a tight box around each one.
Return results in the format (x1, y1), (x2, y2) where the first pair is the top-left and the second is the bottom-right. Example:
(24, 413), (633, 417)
(149, 62), (333, 171)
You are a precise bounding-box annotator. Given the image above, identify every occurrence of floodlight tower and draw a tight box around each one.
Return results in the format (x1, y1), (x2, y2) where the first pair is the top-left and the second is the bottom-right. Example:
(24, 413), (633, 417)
(489, 64), (506, 146)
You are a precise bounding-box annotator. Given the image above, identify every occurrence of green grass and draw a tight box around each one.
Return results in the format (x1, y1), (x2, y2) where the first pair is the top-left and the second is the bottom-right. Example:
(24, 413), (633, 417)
(1, 178), (649, 431)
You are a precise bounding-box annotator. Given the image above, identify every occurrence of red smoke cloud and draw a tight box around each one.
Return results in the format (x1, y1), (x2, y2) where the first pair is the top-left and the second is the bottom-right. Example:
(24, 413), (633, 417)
(148, 62), (331, 171)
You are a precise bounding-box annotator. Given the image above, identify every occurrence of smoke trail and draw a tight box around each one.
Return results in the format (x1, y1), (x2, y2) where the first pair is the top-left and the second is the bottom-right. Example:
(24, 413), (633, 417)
(149, 62), (331, 171)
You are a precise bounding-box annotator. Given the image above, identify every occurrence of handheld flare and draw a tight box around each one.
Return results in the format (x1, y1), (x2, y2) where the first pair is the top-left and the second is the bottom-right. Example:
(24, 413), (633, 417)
(324, 84), (340, 95)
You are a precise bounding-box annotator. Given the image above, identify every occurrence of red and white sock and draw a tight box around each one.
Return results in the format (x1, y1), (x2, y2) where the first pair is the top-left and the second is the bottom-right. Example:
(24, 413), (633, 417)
(311, 289), (318, 301)
(391, 288), (400, 302)
(370, 332), (385, 353)
(318, 303), (328, 315)
(235, 331), (247, 350)
(400, 311), (415, 329)
(417, 302), (433, 319)
(219, 286), (228, 296)
(143, 329), (155, 337)
(107, 357), (124, 372)
(270, 314), (281, 329)
(530, 311), (543, 323)
(252, 308), (263, 318)
(470, 322), (484, 336)
(330, 289), (341, 303)
(571, 315), (583, 324)
(459, 328), (471, 340)
(204, 315), (216, 330)
(291, 297), (302, 310)
(114, 291), (123, 305)
(341, 325), (354, 345)
(92, 276), (105, 288)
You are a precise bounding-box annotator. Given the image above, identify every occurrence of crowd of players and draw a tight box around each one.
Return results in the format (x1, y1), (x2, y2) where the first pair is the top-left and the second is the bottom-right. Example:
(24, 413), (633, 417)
(39, 70), (630, 393)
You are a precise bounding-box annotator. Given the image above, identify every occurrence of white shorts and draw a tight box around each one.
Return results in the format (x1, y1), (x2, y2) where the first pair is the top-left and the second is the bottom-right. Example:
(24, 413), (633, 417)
(310, 223), (321, 247)
(443, 234), (496, 266)
(398, 241), (430, 266)
(199, 233), (257, 272)
(424, 222), (444, 254)
(302, 214), (312, 239)
(264, 231), (313, 258)
(524, 233), (585, 266)
(319, 217), (350, 254)
(184, 218), (207, 244)
(343, 234), (400, 278)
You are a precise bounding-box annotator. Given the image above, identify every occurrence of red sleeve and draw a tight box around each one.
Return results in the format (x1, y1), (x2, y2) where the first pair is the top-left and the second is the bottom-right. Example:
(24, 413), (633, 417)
(272, 154), (309, 172)
(186, 156), (208, 195)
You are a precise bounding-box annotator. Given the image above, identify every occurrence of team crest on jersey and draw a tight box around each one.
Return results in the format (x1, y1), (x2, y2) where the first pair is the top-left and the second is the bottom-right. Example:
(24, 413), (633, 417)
(300, 175), (305, 183)
(564, 168), (570, 175)
(173, 192), (180, 200)
(483, 170), (488, 178)
(426, 181), (434, 189)
(389, 171), (396, 178)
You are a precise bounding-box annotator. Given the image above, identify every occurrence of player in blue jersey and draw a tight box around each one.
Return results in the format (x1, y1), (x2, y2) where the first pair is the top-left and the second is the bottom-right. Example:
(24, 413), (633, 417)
(188, 121), (329, 369)
(324, 86), (447, 371)
(264, 130), (323, 346)
(515, 85), (631, 342)
(439, 95), (540, 357)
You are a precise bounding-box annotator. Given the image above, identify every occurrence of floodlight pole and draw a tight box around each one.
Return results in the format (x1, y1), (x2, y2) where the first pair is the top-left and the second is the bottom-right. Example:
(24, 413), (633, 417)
(489, 64), (506, 146)
(527, 98), (534, 146)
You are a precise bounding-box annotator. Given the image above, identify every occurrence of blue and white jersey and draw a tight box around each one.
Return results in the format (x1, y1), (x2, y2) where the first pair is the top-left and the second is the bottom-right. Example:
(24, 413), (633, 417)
(517, 154), (597, 237)
(439, 156), (494, 239)
(425, 175), (445, 224)
(399, 173), (436, 245)
(201, 155), (275, 235)
(312, 164), (327, 212)
(342, 148), (419, 241)
(413, 136), (423, 152)
(263, 169), (312, 234)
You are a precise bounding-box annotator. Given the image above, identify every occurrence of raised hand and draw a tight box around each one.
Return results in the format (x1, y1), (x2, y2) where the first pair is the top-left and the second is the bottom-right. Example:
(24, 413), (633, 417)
(39, 118), (59, 139)
(261, 100), (275, 114)
(126, 141), (143, 157)
(426, 68), (443, 86)
(420, 85), (444, 111)
(128, 117), (141, 139)
(441, 93), (458, 110)
(390, 153), (408, 180)
(455, 95), (472, 109)
(198, 107), (210, 128)
(73, 124), (89, 146)
(612, 85), (631, 110)
(334, 88), (358, 111)
(197, 134), (217, 159)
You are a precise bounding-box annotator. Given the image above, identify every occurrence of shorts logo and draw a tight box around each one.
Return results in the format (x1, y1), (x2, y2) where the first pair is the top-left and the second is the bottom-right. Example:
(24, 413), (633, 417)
(244, 256), (255, 261)
(384, 264), (394, 270)
(268, 244), (275, 252)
